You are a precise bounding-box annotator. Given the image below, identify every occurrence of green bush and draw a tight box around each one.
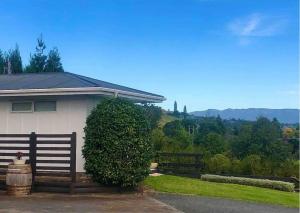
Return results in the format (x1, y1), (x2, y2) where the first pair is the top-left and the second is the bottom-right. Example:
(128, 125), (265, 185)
(82, 98), (152, 188)
(208, 154), (231, 174)
(241, 154), (262, 175)
(201, 174), (295, 192)
(231, 159), (242, 175)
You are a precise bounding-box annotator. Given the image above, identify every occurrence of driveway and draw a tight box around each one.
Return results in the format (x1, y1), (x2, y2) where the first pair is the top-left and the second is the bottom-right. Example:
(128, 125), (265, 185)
(154, 193), (298, 213)
(0, 192), (179, 213)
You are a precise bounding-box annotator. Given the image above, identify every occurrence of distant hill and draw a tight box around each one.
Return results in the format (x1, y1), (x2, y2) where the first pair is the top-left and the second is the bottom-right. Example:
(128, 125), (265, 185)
(190, 108), (300, 124)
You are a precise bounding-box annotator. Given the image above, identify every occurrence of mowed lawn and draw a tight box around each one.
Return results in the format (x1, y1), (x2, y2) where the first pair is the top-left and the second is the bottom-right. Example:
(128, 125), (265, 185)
(144, 175), (299, 208)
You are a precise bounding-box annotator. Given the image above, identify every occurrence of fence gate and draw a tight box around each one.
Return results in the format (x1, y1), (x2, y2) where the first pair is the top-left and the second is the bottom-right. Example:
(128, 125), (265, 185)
(0, 132), (76, 193)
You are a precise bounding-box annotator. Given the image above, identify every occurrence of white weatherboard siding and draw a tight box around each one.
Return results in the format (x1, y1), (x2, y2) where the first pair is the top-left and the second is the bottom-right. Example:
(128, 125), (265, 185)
(0, 96), (101, 172)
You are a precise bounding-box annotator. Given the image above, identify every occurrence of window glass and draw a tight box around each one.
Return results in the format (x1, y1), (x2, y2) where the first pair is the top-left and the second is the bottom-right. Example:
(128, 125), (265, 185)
(34, 101), (56, 112)
(12, 102), (32, 112)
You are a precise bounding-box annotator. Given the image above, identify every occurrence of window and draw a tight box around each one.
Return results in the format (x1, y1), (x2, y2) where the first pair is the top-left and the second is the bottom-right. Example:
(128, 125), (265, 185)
(34, 101), (56, 112)
(11, 102), (33, 112)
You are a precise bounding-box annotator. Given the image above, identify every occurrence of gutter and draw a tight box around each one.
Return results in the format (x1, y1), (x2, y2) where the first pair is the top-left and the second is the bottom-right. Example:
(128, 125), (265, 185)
(0, 87), (166, 103)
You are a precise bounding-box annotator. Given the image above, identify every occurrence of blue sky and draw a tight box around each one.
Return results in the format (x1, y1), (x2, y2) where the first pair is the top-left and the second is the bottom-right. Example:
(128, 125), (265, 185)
(0, 0), (298, 111)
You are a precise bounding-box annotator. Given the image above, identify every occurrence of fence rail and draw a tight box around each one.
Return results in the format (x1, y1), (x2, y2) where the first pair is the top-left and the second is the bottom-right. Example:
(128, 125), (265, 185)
(156, 152), (203, 177)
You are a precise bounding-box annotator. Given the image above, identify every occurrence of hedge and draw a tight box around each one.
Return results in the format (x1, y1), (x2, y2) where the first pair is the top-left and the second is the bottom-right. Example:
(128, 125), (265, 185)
(201, 174), (295, 192)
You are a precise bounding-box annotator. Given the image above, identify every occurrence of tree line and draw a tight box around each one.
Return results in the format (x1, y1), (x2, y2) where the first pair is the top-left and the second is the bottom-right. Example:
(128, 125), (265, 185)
(0, 35), (64, 74)
(150, 110), (299, 178)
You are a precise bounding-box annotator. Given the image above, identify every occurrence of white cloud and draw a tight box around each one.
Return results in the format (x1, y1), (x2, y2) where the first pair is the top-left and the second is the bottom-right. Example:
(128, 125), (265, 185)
(228, 13), (288, 45)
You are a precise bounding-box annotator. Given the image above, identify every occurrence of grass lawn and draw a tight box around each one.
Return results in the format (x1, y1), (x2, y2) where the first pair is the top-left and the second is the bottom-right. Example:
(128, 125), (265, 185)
(144, 175), (299, 208)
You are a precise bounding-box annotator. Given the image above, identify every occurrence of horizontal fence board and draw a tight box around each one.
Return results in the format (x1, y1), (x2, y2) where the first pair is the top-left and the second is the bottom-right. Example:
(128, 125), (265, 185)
(34, 186), (70, 193)
(36, 166), (70, 171)
(36, 134), (72, 138)
(0, 153), (29, 157)
(36, 147), (70, 151)
(0, 159), (14, 163)
(37, 140), (71, 144)
(36, 160), (70, 164)
(0, 147), (29, 150)
(0, 140), (29, 144)
(36, 153), (70, 157)
(34, 181), (71, 187)
(159, 163), (199, 167)
(0, 134), (30, 137)
(36, 172), (71, 177)
(158, 152), (202, 157)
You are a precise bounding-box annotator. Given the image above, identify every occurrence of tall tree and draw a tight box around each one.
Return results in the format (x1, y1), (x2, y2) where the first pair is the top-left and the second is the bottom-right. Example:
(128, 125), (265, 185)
(25, 35), (47, 73)
(0, 50), (5, 74)
(45, 47), (64, 72)
(7, 45), (23, 73)
(174, 101), (178, 112)
(183, 105), (188, 119)
(173, 101), (180, 117)
(183, 105), (187, 114)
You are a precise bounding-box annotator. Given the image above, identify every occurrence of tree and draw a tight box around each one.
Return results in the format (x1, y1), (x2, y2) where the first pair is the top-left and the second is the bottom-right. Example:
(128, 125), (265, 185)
(183, 105), (188, 118)
(25, 35), (47, 73)
(0, 50), (4, 74)
(82, 98), (152, 188)
(173, 101), (180, 117)
(44, 47), (64, 72)
(174, 101), (178, 112)
(143, 104), (162, 130)
(7, 45), (23, 73)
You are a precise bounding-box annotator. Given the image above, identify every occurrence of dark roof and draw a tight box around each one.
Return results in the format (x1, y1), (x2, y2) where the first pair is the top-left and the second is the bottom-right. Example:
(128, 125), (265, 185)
(0, 72), (164, 98)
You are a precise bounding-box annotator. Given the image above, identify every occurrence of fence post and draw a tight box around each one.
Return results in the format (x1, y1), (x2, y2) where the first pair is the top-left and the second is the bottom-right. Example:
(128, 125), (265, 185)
(195, 154), (200, 170)
(29, 132), (37, 190)
(70, 132), (77, 194)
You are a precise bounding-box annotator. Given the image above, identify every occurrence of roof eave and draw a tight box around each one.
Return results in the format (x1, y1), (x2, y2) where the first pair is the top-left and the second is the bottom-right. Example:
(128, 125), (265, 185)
(0, 87), (166, 103)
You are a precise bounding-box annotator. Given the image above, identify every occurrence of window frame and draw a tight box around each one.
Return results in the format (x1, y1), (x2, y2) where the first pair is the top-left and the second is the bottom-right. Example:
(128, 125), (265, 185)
(11, 101), (33, 113)
(34, 100), (57, 112)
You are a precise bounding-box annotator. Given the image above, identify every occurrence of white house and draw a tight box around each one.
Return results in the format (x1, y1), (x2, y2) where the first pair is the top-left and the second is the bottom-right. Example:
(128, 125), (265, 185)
(0, 72), (165, 172)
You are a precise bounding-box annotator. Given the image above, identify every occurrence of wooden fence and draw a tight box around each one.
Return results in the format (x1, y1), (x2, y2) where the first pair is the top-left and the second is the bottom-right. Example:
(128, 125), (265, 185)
(0, 132), (76, 193)
(156, 152), (203, 177)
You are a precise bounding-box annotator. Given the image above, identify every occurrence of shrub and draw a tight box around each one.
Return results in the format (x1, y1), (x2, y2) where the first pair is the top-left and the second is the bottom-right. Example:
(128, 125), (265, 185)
(208, 154), (231, 174)
(231, 159), (242, 175)
(241, 154), (262, 175)
(82, 98), (152, 188)
(201, 174), (295, 192)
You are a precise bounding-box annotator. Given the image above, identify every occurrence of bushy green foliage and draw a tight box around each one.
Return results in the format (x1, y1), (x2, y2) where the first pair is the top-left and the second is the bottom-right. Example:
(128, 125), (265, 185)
(241, 154), (262, 175)
(82, 98), (152, 188)
(143, 104), (162, 130)
(153, 114), (298, 178)
(201, 174), (295, 192)
(208, 154), (231, 174)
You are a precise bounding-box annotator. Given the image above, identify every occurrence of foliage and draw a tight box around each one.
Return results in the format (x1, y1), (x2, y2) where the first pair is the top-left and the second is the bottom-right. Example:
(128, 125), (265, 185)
(44, 47), (64, 72)
(0, 51), (5, 74)
(143, 104), (162, 130)
(153, 114), (298, 178)
(241, 155), (262, 175)
(82, 98), (152, 188)
(207, 154), (231, 174)
(1, 35), (64, 74)
(144, 175), (299, 208)
(201, 174), (295, 192)
(25, 35), (47, 73)
(7, 45), (23, 73)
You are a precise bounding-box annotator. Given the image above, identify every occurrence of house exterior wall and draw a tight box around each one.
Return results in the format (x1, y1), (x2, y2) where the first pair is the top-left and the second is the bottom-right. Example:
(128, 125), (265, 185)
(0, 96), (102, 172)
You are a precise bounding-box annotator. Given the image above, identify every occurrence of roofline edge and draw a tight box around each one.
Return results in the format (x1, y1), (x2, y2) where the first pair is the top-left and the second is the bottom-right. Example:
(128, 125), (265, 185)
(0, 87), (166, 103)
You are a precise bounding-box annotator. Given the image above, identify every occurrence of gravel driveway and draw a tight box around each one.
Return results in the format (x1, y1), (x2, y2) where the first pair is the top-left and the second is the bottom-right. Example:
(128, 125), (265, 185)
(154, 193), (298, 213)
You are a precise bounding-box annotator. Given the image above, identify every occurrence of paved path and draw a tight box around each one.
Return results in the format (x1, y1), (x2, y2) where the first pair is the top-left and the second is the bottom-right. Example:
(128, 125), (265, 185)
(154, 193), (298, 213)
(0, 192), (179, 213)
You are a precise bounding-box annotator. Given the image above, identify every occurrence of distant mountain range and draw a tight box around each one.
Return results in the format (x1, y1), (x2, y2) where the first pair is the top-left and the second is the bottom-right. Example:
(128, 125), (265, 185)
(190, 108), (300, 124)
